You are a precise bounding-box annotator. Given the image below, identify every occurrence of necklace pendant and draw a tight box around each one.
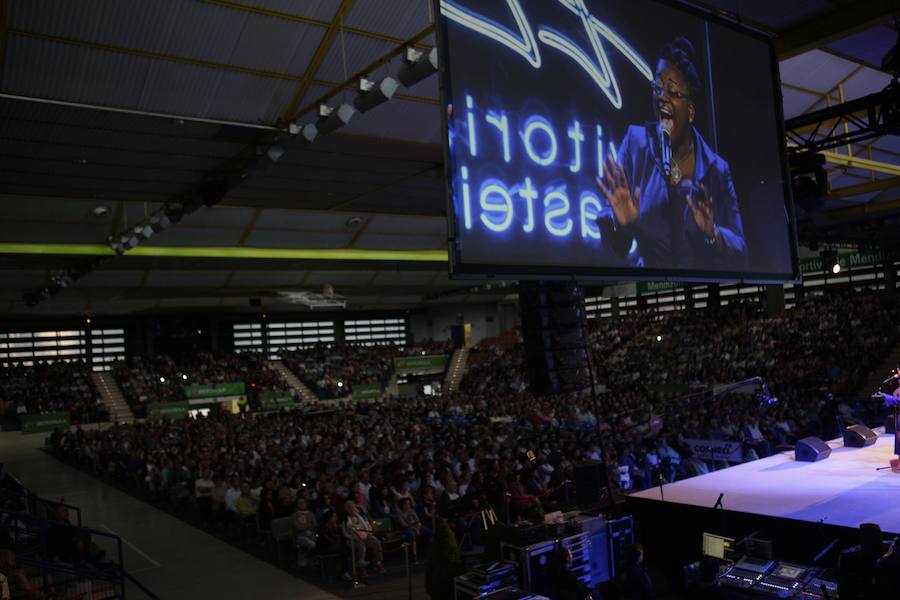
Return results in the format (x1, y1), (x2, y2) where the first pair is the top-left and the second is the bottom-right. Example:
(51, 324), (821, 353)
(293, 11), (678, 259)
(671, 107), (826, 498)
(670, 164), (682, 185)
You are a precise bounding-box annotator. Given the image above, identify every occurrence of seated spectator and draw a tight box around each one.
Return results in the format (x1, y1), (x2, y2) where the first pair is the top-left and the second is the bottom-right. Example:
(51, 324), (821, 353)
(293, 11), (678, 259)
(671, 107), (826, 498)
(395, 497), (426, 563)
(342, 501), (385, 576)
(291, 498), (317, 567)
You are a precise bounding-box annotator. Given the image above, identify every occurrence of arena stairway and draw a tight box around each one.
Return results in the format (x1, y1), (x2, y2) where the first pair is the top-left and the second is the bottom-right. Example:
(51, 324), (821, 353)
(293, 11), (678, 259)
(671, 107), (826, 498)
(91, 372), (134, 424)
(444, 347), (469, 393)
(268, 360), (319, 404)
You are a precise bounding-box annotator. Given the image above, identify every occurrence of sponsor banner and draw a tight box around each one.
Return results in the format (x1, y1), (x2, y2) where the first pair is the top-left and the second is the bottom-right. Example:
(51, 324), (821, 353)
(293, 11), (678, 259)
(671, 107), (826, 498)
(183, 382), (245, 399)
(394, 355), (448, 373)
(147, 401), (190, 420)
(636, 281), (683, 295)
(799, 250), (882, 275)
(20, 412), (70, 434)
(683, 438), (743, 463)
(259, 395), (296, 411)
(352, 384), (383, 401)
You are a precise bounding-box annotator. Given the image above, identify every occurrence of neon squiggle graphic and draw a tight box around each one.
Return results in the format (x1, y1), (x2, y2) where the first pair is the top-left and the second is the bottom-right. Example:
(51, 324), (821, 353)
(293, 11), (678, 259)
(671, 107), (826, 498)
(439, 0), (653, 110)
(440, 0), (542, 69)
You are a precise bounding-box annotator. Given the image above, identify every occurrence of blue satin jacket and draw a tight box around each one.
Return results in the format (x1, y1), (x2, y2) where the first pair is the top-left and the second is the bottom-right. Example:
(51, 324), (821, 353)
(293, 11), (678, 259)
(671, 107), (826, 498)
(604, 123), (746, 271)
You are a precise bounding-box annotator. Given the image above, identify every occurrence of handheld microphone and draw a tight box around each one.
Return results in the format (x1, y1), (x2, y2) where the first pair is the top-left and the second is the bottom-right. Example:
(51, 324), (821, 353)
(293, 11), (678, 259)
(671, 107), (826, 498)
(659, 122), (672, 178)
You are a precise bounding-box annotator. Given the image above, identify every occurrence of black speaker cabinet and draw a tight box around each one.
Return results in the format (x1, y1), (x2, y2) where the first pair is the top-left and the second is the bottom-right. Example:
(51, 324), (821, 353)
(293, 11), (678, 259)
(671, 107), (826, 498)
(795, 437), (832, 462)
(843, 424), (878, 448)
(519, 281), (591, 395)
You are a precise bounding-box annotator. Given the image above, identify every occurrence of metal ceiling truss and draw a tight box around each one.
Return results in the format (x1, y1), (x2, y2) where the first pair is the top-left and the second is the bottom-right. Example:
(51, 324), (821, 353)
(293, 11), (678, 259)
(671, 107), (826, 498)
(785, 81), (900, 154)
(16, 14), (442, 308)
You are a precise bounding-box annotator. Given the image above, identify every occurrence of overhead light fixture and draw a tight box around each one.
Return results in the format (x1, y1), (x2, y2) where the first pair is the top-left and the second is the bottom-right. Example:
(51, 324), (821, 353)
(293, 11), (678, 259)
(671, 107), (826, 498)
(354, 76), (399, 113)
(164, 203), (185, 224)
(136, 224), (154, 240)
(317, 103), (356, 135)
(91, 205), (111, 218)
(398, 47), (438, 87)
(266, 145), (285, 162)
(288, 121), (318, 144)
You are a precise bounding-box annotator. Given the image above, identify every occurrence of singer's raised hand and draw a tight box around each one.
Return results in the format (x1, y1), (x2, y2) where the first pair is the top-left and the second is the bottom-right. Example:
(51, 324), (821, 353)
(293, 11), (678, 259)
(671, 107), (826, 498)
(596, 154), (640, 226)
(686, 183), (715, 238)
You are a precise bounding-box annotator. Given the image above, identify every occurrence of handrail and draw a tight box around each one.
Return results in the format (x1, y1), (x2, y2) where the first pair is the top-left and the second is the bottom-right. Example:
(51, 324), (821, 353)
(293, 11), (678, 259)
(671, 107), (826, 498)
(1, 507), (159, 599)
(2, 488), (83, 527)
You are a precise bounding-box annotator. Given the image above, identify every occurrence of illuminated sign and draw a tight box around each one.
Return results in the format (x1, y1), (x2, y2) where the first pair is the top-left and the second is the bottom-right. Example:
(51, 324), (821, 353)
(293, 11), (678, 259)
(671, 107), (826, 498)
(437, 0), (798, 282)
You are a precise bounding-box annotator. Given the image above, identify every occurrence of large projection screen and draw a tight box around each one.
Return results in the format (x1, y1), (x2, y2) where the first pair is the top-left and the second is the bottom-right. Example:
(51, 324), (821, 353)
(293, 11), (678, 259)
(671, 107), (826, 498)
(436, 0), (799, 283)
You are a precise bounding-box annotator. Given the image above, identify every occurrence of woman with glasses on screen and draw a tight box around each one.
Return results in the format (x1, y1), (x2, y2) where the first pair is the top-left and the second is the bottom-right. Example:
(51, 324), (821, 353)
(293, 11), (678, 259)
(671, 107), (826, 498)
(596, 37), (746, 270)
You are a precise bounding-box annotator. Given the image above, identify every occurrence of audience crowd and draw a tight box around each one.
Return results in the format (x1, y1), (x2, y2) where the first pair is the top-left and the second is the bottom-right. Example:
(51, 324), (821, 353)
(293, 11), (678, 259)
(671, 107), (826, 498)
(0, 360), (107, 426)
(6, 287), (900, 591)
(280, 345), (397, 399)
(111, 352), (287, 412)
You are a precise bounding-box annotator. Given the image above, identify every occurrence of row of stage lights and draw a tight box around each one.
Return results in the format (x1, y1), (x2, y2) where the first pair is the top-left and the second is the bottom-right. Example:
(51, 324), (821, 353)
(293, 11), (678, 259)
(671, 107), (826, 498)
(25, 46), (439, 308)
(109, 47), (439, 258)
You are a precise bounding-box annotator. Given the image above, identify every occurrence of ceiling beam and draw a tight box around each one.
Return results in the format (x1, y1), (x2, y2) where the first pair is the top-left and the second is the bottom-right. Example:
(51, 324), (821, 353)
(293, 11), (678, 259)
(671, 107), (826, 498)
(829, 176), (900, 199)
(279, 0), (356, 123)
(198, 0), (432, 49)
(775, 0), (896, 59)
(10, 29), (306, 82)
(821, 150), (900, 178)
(825, 197), (900, 220)
(0, 243), (448, 263)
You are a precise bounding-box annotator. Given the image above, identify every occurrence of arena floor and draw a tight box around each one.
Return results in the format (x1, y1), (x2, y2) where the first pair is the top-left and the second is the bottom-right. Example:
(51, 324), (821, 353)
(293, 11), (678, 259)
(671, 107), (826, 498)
(631, 428), (900, 535)
(0, 430), (342, 600)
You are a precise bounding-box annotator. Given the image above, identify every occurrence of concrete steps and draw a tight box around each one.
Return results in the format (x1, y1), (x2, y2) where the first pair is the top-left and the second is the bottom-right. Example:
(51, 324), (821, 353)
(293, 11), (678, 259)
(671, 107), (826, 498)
(444, 348), (469, 393)
(92, 371), (134, 424)
(269, 360), (319, 404)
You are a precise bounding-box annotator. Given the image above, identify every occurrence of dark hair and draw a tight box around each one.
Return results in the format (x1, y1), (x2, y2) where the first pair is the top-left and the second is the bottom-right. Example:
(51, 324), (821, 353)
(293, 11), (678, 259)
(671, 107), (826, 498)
(658, 37), (702, 102)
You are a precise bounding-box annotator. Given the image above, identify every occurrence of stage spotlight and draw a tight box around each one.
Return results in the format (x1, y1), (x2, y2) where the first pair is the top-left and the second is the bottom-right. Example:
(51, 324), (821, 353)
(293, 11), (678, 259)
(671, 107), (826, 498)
(398, 47), (438, 87)
(164, 203), (185, 224)
(266, 145), (285, 162)
(136, 224), (154, 240)
(150, 214), (171, 233)
(317, 103), (356, 135)
(288, 121), (318, 144)
(821, 250), (839, 274)
(121, 234), (140, 250)
(354, 76), (399, 113)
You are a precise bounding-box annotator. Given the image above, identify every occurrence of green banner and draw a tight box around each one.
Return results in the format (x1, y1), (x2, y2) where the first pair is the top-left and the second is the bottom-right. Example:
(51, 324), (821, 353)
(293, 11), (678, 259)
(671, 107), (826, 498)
(148, 401), (190, 420)
(259, 395), (296, 411)
(183, 382), (245, 399)
(20, 412), (70, 434)
(352, 384), (383, 401)
(636, 281), (683, 295)
(799, 250), (882, 275)
(393, 355), (448, 373)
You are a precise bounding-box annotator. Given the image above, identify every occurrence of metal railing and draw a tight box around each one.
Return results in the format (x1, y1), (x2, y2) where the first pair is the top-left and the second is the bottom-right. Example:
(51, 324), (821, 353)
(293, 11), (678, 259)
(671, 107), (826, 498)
(1, 507), (159, 600)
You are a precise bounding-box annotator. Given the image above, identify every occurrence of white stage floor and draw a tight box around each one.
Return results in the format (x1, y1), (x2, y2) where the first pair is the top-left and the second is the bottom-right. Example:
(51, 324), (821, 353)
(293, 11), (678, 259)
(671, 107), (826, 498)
(631, 429), (900, 534)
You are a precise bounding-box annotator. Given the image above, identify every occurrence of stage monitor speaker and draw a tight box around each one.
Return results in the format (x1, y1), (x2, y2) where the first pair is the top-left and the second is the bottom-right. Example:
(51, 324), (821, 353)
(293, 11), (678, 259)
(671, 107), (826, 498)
(795, 437), (831, 462)
(519, 281), (591, 395)
(843, 424), (878, 448)
(574, 462), (607, 506)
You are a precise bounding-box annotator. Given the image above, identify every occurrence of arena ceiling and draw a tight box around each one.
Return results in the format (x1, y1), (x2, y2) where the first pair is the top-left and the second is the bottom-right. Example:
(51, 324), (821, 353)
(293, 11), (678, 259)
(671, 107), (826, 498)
(0, 0), (897, 317)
